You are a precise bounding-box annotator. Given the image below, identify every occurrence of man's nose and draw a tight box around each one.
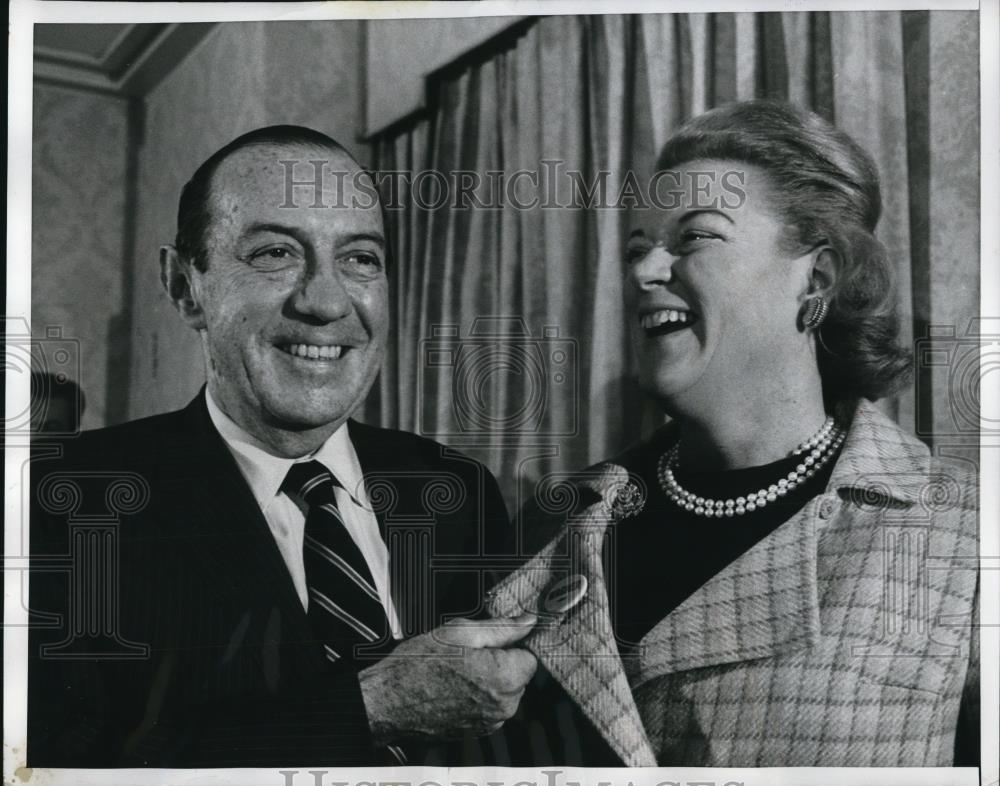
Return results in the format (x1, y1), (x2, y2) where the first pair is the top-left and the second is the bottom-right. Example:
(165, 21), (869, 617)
(629, 245), (677, 290)
(290, 259), (353, 321)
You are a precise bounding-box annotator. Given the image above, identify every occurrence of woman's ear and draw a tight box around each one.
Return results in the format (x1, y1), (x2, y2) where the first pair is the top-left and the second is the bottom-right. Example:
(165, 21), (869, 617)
(160, 245), (207, 330)
(809, 246), (838, 297)
(799, 246), (838, 332)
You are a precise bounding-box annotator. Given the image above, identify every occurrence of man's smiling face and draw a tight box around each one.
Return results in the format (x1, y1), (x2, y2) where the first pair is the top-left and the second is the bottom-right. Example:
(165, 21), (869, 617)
(188, 142), (387, 453)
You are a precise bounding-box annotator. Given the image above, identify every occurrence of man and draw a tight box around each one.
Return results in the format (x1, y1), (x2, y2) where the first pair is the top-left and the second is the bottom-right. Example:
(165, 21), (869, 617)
(28, 126), (536, 767)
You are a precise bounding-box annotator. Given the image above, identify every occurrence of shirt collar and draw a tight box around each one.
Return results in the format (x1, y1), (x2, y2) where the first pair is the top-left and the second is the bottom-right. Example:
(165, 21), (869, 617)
(205, 390), (367, 512)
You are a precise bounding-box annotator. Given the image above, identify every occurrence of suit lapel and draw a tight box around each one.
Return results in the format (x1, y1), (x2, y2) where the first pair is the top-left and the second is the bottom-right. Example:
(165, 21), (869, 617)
(347, 420), (426, 642)
(159, 394), (324, 673)
(346, 420), (400, 612)
(346, 420), (390, 541)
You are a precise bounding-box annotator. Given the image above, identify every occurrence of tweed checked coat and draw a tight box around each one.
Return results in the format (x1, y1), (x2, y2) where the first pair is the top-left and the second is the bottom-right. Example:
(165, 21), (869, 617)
(489, 401), (979, 766)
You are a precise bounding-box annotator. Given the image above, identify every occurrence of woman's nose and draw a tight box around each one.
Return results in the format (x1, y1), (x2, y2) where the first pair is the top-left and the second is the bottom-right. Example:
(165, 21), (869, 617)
(629, 245), (677, 290)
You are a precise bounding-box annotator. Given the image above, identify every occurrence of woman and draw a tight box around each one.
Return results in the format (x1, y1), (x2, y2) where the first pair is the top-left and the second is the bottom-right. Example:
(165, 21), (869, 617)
(489, 100), (978, 767)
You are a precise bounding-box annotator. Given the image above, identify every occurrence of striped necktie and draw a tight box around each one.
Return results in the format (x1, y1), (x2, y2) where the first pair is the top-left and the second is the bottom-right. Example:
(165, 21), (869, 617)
(283, 461), (407, 765)
(282, 460), (388, 665)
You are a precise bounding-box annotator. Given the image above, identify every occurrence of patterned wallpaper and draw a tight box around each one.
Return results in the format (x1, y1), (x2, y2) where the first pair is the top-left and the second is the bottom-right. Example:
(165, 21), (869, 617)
(31, 83), (129, 429)
(126, 21), (363, 421)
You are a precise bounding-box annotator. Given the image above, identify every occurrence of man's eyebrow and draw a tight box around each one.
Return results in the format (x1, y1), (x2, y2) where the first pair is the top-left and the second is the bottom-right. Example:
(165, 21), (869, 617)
(243, 222), (305, 239)
(679, 209), (734, 225)
(242, 223), (385, 248)
(628, 229), (647, 239)
(342, 231), (386, 248)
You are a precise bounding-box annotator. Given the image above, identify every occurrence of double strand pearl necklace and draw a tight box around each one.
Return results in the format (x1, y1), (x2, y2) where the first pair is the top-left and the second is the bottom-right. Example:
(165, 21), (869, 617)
(657, 416), (847, 518)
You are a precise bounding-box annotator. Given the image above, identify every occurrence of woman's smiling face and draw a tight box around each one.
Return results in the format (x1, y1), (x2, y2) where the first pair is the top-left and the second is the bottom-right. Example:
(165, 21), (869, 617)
(625, 159), (816, 414)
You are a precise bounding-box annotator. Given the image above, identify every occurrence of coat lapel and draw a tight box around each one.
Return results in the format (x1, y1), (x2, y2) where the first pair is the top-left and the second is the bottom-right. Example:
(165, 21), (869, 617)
(635, 498), (823, 685)
(346, 420), (414, 636)
(346, 420), (390, 541)
(159, 394), (324, 674)
(488, 464), (658, 767)
(826, 399), (933, 503)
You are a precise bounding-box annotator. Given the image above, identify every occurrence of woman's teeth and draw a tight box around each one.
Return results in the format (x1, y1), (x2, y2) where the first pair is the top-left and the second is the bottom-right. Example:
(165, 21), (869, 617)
(282, 343), (343, 360)
(640, 309), (692, 330)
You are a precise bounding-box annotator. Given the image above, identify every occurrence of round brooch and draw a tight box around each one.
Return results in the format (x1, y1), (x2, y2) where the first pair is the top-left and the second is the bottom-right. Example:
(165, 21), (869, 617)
(606, 480), (646, 520)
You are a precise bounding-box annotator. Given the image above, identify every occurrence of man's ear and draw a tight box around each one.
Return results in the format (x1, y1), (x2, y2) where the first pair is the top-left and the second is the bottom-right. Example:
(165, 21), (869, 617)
(160, 245), (207, 330)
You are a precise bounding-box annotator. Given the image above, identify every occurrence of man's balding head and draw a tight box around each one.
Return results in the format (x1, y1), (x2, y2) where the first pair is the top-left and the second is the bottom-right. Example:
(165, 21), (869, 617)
(175, 125), (363, 272)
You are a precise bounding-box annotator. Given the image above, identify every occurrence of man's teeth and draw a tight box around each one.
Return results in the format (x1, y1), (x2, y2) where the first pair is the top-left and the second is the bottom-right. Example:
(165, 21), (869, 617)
(640, 309), (693, 330)
(283, 343), (343, 360)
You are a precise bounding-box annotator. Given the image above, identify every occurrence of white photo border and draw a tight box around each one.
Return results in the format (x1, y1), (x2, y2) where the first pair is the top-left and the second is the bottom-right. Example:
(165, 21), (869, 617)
(6, 2), (997, 785)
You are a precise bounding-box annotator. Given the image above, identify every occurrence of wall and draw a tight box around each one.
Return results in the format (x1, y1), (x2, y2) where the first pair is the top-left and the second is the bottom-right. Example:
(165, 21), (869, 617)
(365, 16), (522, 134)
(31, 83), (129, 429)
(924, 11), (980, 459)
(126, 21), (364, 420)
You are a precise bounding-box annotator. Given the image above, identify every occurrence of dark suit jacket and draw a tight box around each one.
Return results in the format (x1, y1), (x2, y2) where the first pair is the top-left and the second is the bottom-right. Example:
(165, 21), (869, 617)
(28, 393), (510, 767)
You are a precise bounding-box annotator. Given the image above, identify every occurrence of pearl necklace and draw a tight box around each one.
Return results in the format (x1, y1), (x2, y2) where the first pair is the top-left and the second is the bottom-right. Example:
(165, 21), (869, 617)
(657, 416), (847, 518)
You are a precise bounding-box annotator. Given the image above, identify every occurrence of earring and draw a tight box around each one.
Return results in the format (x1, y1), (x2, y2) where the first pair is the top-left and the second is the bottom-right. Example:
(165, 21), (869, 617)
(803, 296), (829, 329)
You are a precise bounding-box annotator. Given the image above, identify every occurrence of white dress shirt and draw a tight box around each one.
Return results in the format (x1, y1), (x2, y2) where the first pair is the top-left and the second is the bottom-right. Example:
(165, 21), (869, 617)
(206, 391), (402, 639)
